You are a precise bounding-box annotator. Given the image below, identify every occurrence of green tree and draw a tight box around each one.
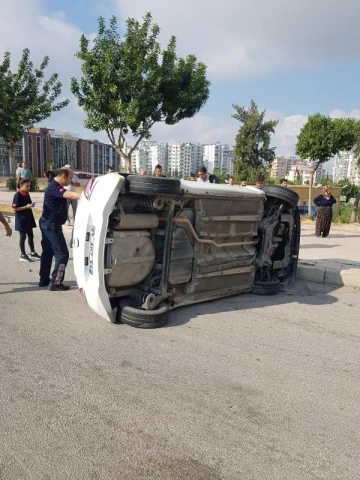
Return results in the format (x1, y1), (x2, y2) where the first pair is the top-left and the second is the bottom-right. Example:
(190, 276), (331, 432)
(71, 13), (210, 172)
(0, 49), (69, 173)
(296, 114), (358, 218)
(213, 168), (228, 183)
(232, 99), (278, 179)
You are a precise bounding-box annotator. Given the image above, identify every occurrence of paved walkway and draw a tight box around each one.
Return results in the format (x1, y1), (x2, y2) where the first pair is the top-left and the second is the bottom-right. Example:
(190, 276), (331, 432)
(298, 223), (360, 288)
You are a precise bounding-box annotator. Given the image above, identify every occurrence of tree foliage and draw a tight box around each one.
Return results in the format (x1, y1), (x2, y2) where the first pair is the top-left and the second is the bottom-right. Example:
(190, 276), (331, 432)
(0, 49), (69, 172)
(295, 114), (358, 171)
(71, 13), (210, 171)
(232, 99), (278, 179)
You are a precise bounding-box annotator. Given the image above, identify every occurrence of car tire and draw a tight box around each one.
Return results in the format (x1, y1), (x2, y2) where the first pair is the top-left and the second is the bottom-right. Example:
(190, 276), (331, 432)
(126, 175), (181, 196)
(252, 278), (281, 295)
(119, 299), (169, 329)
(263, 185), (299, 209)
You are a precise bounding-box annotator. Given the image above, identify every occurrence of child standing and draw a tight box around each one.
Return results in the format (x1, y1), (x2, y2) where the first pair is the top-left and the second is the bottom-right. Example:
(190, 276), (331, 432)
(12, 179), (41, 262)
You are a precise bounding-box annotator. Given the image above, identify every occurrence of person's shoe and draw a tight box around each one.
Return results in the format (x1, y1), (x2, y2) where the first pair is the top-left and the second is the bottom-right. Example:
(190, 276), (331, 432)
(29, 252), (41, 259)
(20, 254), (32, 262)
(49, 283), (70, 291)
(69, 240), (73, 248)
(38, 279), (50, 287)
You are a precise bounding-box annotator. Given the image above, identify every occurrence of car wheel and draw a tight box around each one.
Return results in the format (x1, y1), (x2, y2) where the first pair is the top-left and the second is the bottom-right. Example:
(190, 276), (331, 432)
(263, 185), (299, 209)
(119, 299), (169, 329)
(252, 278), (281, 295)
(126, 175), (181, 196)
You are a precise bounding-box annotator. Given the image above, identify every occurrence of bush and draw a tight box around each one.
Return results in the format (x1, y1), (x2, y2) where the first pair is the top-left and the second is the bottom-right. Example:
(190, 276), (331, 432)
(6, 177), (16, 190)
(29, 176), (39, 192)
(6, 175), (39, 191)
(333, 203), (360, 224)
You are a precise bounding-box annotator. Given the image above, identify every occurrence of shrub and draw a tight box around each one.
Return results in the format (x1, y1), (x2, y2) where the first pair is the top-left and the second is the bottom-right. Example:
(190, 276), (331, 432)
(6, 175), (39, 191)
(6, 177), (16, 190)
(333, 203), (360, 224)
(29, 176), (39, 192)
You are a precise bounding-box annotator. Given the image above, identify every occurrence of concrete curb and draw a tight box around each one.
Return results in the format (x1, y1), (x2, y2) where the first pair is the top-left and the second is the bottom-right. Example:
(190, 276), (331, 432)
(297, 262), (360, 288)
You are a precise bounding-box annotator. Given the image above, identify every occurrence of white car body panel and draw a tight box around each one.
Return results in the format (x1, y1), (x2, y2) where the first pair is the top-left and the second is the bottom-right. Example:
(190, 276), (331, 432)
(180, 180), (265, 198)
(72, 173), (124, 322)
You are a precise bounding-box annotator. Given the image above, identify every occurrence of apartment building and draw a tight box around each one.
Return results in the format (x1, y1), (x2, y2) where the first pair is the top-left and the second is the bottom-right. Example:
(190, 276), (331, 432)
(332, 151), (360, 185)
(202, 142), (230, 174)
(148, 143), (168, 173)
(288, 164), (324, 184)
(227, 149), (235, 175)
(0, 137), (23, 175)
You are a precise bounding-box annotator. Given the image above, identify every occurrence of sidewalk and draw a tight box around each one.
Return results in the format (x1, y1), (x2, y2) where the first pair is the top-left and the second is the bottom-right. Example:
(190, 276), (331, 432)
(298, 223), (360, 288)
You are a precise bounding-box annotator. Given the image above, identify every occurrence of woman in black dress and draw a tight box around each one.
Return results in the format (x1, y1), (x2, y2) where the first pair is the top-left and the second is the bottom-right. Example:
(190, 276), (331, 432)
(313, 186), (337, 238)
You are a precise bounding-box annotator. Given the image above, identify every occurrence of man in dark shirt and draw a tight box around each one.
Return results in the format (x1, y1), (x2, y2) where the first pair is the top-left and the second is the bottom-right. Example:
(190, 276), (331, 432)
(39, 167), (80, 290)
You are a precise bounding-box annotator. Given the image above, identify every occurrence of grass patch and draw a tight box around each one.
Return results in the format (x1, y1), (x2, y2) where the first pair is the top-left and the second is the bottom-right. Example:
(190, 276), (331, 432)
(333, 203), (360, 224)
(0, 203), (42, 218)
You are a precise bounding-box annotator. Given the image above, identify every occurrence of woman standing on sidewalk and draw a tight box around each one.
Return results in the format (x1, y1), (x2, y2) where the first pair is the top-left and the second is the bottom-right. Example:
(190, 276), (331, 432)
(313, 186), (337, 238)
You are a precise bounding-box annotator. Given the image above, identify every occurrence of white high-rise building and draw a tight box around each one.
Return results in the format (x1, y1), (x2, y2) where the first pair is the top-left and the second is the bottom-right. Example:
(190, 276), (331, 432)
(148, 143), (168, 173)
(270, 156), (299, 179)
(219, 144), (230, 173)
(203, 142), (219, 173)
(346, 154), (360, 186)
(202, 142), (229, 173)
(192, 144), (204, 174)
(227, 150), (235, 175)
(332, 151), (360, 185)
(270, 157), (288, 179)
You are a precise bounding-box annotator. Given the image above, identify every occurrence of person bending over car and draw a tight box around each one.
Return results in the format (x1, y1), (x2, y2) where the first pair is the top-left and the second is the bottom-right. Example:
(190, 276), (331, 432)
(38, 167), (80, 291)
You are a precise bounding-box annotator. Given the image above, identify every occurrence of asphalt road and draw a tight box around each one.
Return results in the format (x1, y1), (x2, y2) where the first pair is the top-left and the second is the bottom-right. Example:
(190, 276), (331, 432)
(0, 228), (359, 479)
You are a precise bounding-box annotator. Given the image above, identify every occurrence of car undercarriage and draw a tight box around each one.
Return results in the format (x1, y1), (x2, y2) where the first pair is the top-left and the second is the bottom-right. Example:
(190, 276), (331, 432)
(73, 175), (300, 328)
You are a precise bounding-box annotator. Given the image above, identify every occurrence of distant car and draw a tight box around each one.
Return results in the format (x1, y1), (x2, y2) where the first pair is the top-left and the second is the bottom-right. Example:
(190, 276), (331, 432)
(72, 175), (300, 328)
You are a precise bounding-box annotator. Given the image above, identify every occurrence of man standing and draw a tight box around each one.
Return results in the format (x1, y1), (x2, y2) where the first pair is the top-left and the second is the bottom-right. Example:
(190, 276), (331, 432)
(255, 175), (265, 189)
(228, 176), (235, 185)
(280, 178), (288, 187)
(0, 211), (12, 237)
(197, 166), (219, 183)
(16, 162), (31, 189)
(154, 165), (165, 177)
(64, 165), (80, 226)
(39, 167), (80, 291)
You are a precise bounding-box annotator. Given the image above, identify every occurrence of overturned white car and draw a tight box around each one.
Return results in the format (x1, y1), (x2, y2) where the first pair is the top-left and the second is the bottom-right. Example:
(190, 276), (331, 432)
(72, 174), (300, 328)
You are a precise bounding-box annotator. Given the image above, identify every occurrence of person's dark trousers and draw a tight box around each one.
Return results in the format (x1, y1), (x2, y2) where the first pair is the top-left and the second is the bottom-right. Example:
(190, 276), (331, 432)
(19, 228), (35, 255)
(39, 218), (69, 285)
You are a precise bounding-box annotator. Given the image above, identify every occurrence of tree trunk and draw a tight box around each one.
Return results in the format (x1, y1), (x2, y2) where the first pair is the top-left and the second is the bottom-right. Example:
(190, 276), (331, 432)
(308, 162), (319, 219)
(350, 193), (360, 223)
(308, 173), (313, 218)
(7, 143), (17, 175)
(123, 155), (131, 173)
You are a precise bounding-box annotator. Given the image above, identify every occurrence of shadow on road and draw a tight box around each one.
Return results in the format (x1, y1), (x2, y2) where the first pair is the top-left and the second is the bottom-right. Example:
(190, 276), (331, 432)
(300, 244), (341, 249)
(165, 281), (342, 328)
(0, 280), (78, 294)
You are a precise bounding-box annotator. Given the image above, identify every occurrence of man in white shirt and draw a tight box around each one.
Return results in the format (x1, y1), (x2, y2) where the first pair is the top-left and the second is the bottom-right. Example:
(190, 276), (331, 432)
(197, 166), (219, 184)
(63, 165), (80, 248)
(63, 165), (80, 226)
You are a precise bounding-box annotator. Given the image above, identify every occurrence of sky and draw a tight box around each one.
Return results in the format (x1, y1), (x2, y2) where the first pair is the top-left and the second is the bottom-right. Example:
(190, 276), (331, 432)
(1, 0), (360, 173)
